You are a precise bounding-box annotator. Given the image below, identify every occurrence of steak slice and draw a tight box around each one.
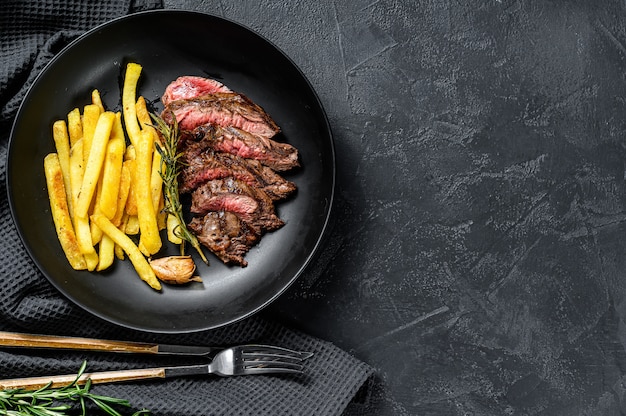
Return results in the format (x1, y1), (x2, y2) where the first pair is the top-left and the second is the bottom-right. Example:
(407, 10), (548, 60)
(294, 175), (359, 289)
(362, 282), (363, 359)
(190, 177), (284, 232)
(162, 76), (231, 106)
(163, 92), (280, 139)
(180, 143), (297, 199)
(188, 211), (259, 267)
(188, 124), (299, 172)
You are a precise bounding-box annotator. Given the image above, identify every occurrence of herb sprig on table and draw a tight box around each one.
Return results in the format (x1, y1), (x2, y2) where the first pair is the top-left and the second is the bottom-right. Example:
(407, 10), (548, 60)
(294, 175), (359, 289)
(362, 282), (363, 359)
(0, 362), (149, 416)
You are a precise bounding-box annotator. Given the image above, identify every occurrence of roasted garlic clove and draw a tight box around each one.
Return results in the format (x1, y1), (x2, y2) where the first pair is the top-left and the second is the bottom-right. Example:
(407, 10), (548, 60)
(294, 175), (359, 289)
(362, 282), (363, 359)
(149, 255), (202, 285)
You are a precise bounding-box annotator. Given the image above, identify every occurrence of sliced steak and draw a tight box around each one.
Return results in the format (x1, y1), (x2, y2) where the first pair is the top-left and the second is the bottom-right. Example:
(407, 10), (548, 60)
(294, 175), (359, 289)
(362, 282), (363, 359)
(162, 76), (231, 106)
(160, 75), (299, 267)
(188, 124), (299, 172)
(163, 92), (281, 139)
(180, 141), (297, 199)
(188, 211), (259, 267)
(190, 177), (284, 232)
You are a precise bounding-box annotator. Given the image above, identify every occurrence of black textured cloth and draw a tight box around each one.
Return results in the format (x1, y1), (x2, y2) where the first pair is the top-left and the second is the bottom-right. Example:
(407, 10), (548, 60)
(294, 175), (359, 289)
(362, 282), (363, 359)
(0, 1), (373, 415)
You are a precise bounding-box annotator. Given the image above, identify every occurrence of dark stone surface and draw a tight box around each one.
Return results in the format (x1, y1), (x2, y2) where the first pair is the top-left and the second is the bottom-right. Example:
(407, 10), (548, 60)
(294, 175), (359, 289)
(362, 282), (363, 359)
(167, 0), (626, 414)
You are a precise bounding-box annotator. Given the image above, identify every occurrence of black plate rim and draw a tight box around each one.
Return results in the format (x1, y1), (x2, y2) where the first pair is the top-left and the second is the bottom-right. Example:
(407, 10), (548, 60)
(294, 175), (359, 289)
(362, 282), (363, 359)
(6, 9), (336, 333)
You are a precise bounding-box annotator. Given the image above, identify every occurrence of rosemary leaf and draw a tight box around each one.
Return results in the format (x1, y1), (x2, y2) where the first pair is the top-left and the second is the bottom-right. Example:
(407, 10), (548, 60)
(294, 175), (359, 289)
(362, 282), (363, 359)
(150, 111), (209, 264)
(0, 362), (150, 416)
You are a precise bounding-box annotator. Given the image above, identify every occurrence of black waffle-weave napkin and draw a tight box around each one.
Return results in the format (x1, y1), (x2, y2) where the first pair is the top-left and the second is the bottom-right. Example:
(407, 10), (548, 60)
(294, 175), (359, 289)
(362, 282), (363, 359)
(0, 1), (373, 414)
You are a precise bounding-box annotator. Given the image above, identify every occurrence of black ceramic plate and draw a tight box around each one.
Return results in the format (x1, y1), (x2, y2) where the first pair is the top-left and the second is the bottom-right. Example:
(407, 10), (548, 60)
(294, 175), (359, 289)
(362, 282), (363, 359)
(7, 10), (335, 333)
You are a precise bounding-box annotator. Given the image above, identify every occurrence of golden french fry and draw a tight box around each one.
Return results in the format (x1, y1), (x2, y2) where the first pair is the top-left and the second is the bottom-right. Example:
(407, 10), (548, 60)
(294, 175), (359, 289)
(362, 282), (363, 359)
(125, 214), (139, 235)
(111, 112), (125, 140)
(122, 63), (143, 147)
(157, 193), (166, 231)
(89, 175), (104, 245)
(114, 243), (125, 260)
(136, 96), (151, 128)
(82, 104), (101, 163)
(76, 216), (98, 270)
(68, 139), (95, 258)
(135, 130), (161, 255)
(69, 139), (98, 269)
(69, 139), (84, 213)
(91, 213), (161, 291)
(124, 144), (136, 161)
(75, 111), (115, 219)
(123, 143), (138, 215)
(96, 234), (115, 271)
(138, 96), (164, 212)
(99, 136), (125, 219)
(90, 220), (103, 245)
(150, 149), (163, 214)
(99, 115), (131, 219)
(120, 212), (130, 234)
(44, 154), (86, 270)
(67, 108), (82, 147)
(112, 162), (131, 228)
(87, 113), (122, 243)
(124, 159), (138, 216)
(52, 120), (73, 219)
(92, 89), (105, 113)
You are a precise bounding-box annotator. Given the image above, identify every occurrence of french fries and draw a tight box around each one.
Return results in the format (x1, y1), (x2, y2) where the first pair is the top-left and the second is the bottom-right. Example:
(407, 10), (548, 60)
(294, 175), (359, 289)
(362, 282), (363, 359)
(81, 104), (101, 163)
(135, 129), (161, 256)
(122, 63), (142, 147)
(92, 89), (105, 113)
(75, 111), (115, 219)
(52, 120), (73, 218)
(92, 214), (161, 290)
(43, 62), (170, 291)
(67, 108), (82, 147)
(69, 138), (99, 271)
(44, 154), (86, 270)
(137, 96), (164, 220)
(112, 163), (131, 228)
(99, 124), (125, 219)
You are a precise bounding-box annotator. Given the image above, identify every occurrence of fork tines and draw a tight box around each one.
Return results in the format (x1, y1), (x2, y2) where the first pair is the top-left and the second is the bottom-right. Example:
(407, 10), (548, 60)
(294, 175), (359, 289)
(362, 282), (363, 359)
(240, 345), (313, 375)
(242, 345), (314, 360)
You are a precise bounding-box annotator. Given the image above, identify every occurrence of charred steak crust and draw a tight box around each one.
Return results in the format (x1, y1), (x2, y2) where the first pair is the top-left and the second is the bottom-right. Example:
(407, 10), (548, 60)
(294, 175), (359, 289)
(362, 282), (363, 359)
(188, 124), (299, 172)
(188, 212), (259, 267)
(179, 143), (297, 199)
(190, 177), (285, 232)
(163, 92), (281, 139)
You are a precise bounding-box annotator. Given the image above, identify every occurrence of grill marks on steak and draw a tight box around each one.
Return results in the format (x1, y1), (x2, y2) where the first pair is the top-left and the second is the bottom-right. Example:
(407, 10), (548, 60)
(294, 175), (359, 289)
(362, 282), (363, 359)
(189, 124), (299, 172)
(162, 76), (298, 267)
(180, 141), (297, 200)
(188, 212), (259, 267)
(163, 92), (281, 140)
(190, 178), (285, 232)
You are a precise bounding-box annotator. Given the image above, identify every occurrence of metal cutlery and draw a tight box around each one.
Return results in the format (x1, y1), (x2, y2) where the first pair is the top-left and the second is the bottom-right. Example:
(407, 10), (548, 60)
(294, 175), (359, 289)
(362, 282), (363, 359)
(0, 330), (222, 357)
(0, 344), (311, 390)
(0, 332), (313, 390)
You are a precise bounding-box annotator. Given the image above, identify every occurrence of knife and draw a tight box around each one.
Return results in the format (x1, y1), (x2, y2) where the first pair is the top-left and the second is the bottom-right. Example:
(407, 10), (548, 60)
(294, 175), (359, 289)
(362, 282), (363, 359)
(0, 331), (220, 357)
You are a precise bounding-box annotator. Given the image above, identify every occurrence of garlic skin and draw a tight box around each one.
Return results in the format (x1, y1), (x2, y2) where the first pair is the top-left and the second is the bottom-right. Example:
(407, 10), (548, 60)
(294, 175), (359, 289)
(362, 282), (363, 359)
(149, 255), (202, 285)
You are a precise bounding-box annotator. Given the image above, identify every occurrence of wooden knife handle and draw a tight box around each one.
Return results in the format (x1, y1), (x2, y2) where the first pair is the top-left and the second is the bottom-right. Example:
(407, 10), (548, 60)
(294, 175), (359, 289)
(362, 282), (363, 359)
(0, 331), (158, 354)
(0, 367), (166, 390)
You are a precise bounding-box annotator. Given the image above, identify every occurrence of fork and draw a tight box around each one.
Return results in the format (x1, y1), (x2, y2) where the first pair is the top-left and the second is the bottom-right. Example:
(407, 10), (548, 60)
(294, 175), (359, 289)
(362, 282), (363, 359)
(0, 345), (313, 390)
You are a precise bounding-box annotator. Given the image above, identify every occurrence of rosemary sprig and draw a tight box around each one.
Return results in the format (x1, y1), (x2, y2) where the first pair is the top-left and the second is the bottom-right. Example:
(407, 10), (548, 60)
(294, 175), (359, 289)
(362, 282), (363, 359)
(150, 112), (208, 264)
(0, 361), (149, 416)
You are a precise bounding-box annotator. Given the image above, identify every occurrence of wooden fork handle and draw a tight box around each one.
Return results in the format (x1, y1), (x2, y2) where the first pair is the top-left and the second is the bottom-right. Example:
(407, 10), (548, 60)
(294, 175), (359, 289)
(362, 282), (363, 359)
(0, 367), (166, 390)
(0, 331), (158, 354)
